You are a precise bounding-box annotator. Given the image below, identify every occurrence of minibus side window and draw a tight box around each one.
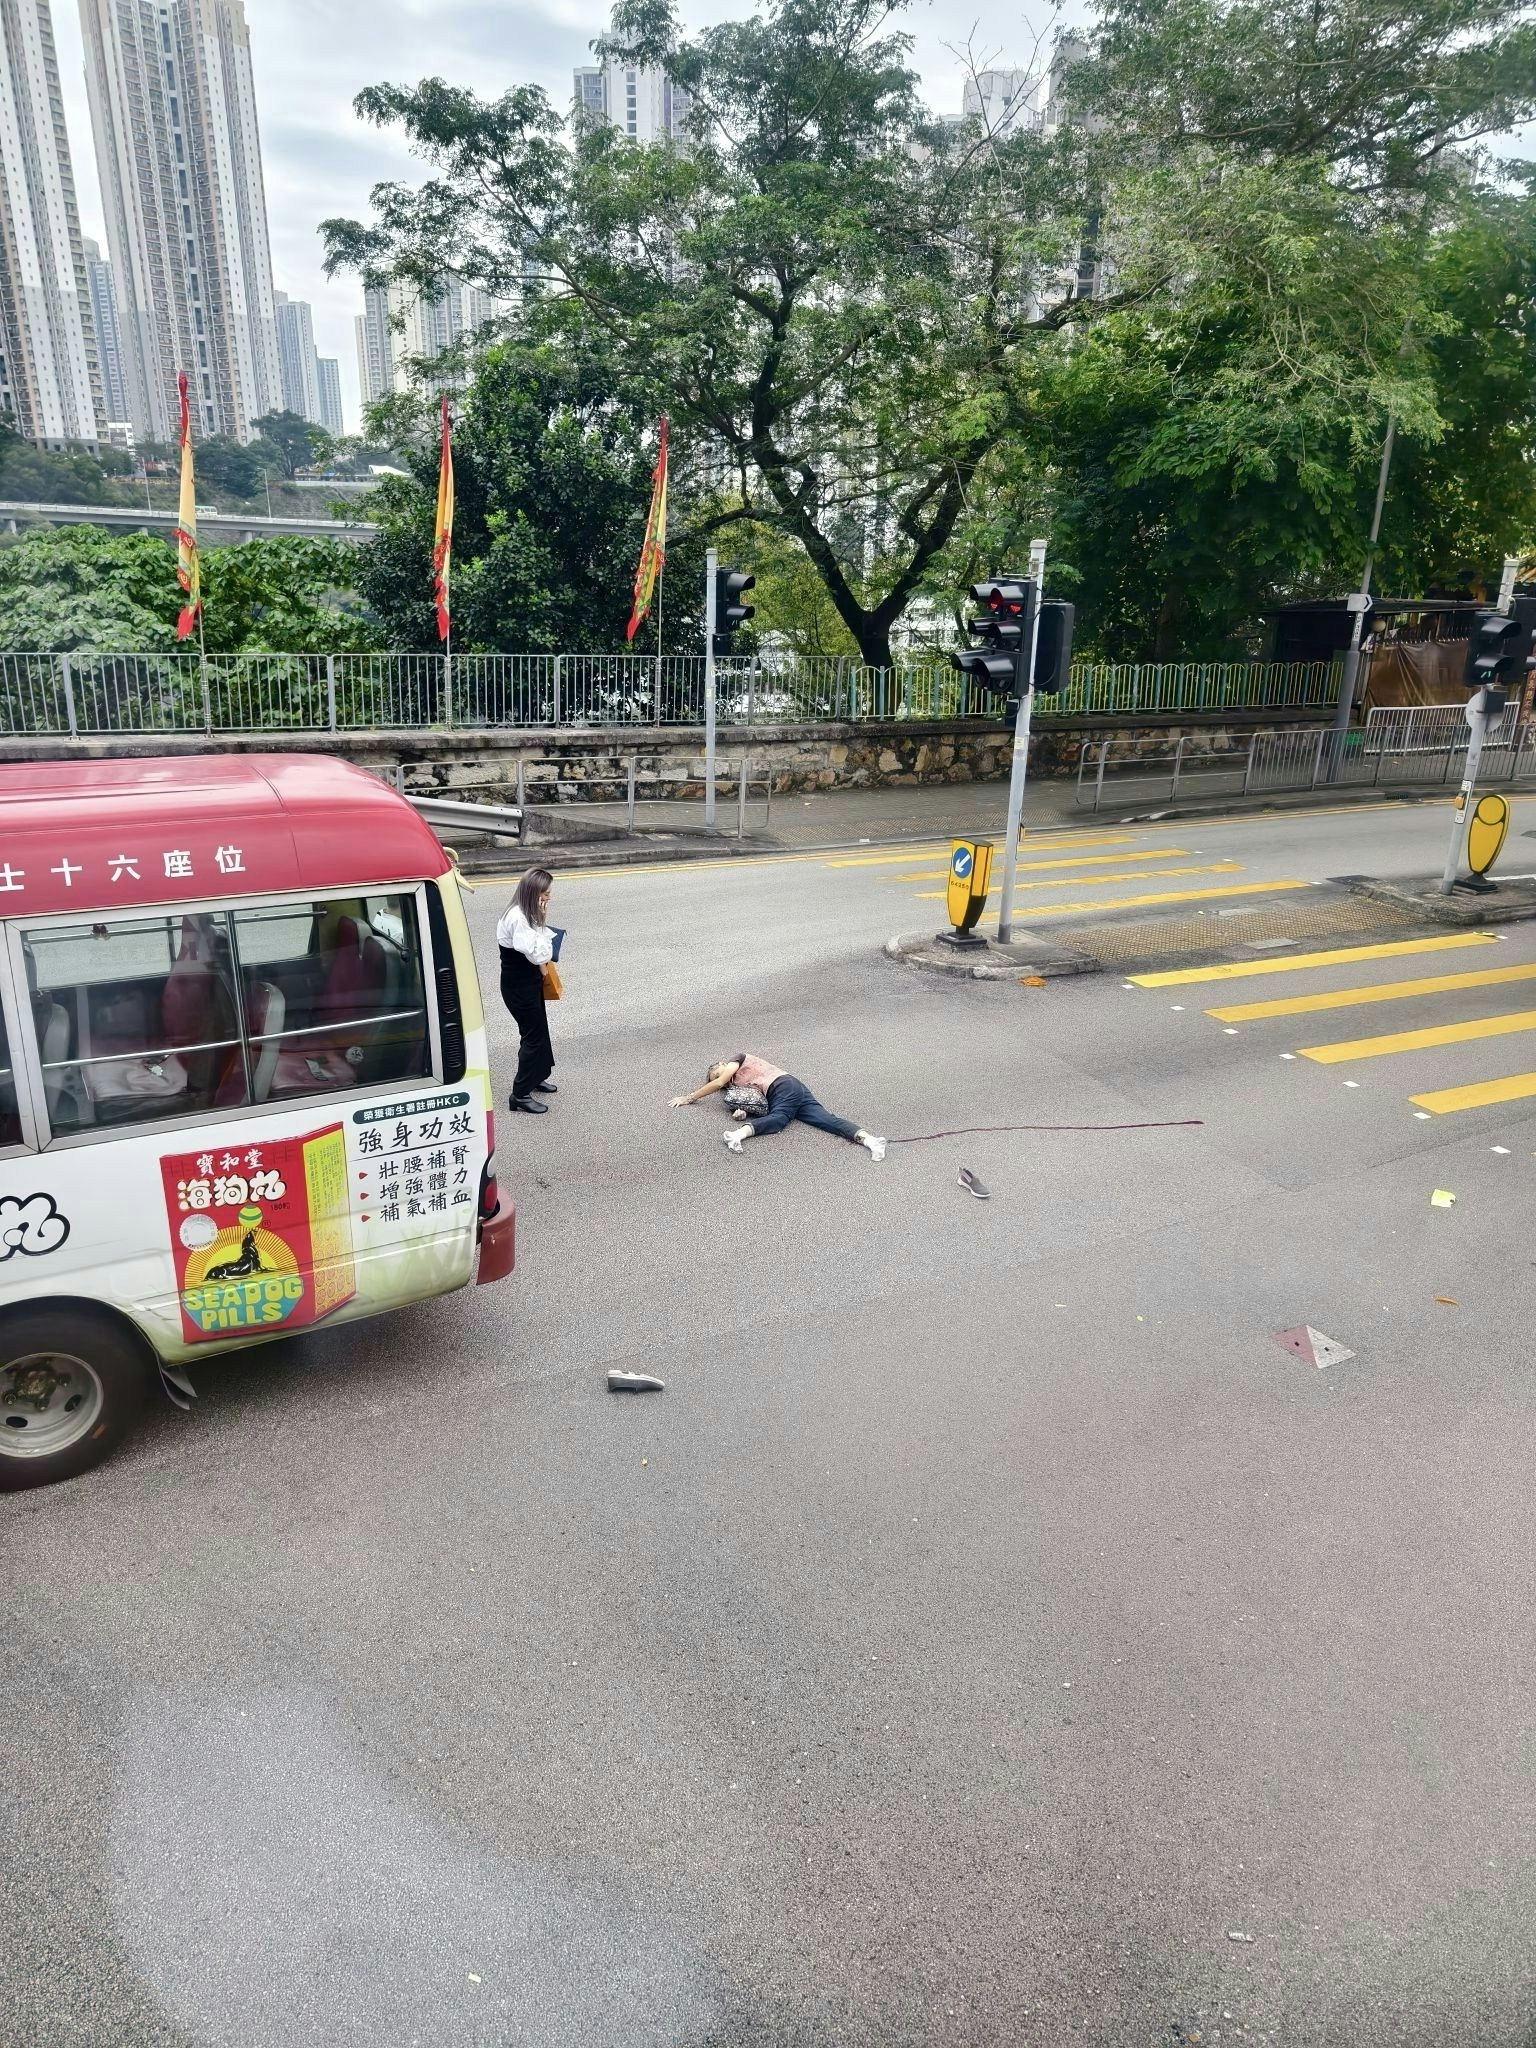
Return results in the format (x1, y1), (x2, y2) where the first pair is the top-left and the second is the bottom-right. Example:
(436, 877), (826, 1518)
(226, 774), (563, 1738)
(0, 999), (22, 1147)
(227, 891), (430, 1103)
(22, 913), (250, 1133)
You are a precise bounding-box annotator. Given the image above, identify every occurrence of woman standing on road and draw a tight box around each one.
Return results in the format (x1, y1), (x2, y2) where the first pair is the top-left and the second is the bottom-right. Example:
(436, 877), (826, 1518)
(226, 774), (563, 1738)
(497, 866), (559, 1114)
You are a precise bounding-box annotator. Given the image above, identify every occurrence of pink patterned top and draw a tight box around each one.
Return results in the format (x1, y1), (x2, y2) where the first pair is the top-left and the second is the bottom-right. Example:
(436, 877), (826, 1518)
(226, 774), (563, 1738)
(733, 1052), (786, 1093)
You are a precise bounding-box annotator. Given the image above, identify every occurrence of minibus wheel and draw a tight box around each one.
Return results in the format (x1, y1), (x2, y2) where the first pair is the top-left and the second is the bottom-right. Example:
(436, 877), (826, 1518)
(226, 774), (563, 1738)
(0, 1306), (157, 1491)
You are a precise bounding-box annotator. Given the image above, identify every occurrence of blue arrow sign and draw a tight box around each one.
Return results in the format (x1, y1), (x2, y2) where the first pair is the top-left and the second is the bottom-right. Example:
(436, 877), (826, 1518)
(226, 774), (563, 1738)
(952, 847), (973, 879)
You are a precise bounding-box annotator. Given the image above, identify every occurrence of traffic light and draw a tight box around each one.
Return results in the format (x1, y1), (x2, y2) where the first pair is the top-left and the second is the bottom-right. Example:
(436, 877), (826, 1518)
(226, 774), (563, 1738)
(952, 578), (1033, 699)
(1462, 603), (1536, 716)
(713, 568), (755, 656)
(1031, 601), (1076, 695)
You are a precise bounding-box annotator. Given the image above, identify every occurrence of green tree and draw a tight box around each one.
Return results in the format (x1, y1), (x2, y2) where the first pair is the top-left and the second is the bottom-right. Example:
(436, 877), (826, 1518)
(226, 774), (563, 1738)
(249, 410), (333, 478)
(323, 0), (1090, 669)
(0, 431), (134, 506)
(325, 0), (1536, 663)
(0, 524), (378, 653)
(354, 340), (700, 652)
(1073, 0), (1536, 200)
(1377, 187), (1536, 591)
(193, 434), (273, 500)
(0, 526), (182, 649)
(1028, 158), (1443, 656)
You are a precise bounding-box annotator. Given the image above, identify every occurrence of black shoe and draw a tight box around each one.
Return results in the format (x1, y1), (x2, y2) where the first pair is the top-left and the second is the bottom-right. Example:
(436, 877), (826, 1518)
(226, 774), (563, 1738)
(534, 1080), (558, 1094)
(510, 1094), (549, 1114)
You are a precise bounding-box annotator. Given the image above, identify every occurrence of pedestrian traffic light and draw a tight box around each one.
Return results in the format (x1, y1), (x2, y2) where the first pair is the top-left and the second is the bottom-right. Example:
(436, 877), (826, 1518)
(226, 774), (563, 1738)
(714, 568), (755, 656)
(952, 578), (1034, 698)
(1031, 601), (1076, 695)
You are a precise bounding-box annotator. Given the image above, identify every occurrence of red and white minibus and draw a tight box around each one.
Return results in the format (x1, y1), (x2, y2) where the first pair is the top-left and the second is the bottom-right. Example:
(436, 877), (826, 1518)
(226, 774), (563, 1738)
(0, 754), (514, 1489)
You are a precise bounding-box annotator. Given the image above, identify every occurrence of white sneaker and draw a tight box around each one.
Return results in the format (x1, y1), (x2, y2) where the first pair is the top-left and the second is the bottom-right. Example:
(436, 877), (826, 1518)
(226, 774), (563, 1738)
(863, 1134), (887, 1161)
(723, 1128), (747, 1153)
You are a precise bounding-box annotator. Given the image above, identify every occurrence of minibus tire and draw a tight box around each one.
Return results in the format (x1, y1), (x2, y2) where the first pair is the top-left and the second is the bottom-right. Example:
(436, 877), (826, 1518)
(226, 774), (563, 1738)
(0, 1306), (157, 1491)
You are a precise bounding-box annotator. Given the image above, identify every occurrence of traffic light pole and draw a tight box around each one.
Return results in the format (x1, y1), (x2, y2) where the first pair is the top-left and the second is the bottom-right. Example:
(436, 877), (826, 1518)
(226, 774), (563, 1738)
(1439, 693), (1493, 896)
(995, 537), (1048, 945)
(704, 547), (717, 828)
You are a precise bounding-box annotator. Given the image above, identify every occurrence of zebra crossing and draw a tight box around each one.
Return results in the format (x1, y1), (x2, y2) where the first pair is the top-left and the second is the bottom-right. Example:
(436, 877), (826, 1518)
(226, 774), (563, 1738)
(1126, 931), (1536, 1116)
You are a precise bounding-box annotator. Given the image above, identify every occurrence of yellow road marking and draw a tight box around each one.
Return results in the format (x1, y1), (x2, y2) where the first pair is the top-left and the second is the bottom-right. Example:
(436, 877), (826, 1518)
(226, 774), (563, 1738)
(828, 836), (1138, 867)
(1411, 1071), (1536, 1115)
(892, 848), (1198, 881)
(1130, 934), (1498, 988)
(975, 878), (1312, 922)
(464, 792), (1536, 887)
(918, 863), (1243, 901)
(1208, 961), (1536, 1022)
(1299, 1008), (1536, 1065)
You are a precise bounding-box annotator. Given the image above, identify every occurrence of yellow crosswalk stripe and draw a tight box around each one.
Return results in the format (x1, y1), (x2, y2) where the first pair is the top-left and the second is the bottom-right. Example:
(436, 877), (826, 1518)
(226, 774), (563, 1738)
(1411, 1072), (1536, 1114)
(1208, 960), (1536, 1022)
(1130, 933), (1497, 988)
(827, 836), (1137, 867)
(977, 879), (1312, 923)
(1298, 1007), (1536, 1065)
(918, 863), (1242, 901)
(893, 848), (1198, 881)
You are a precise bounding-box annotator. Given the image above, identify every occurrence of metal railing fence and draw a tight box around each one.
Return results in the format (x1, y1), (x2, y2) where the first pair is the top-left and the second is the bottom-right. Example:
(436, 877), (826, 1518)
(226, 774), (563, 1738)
(1076, 705), (1536, 810)
(0, 650), (1336, 738)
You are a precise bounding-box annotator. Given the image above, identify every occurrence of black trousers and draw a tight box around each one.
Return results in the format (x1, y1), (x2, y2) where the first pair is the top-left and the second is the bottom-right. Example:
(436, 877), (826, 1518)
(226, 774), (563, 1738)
(501, 977), (553, 1098)
(749, 1075), (859, 1142)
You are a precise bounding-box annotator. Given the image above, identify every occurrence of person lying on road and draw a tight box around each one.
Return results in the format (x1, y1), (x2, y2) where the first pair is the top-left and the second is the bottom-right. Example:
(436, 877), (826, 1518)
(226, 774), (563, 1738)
(670, 1052), (886, 1160)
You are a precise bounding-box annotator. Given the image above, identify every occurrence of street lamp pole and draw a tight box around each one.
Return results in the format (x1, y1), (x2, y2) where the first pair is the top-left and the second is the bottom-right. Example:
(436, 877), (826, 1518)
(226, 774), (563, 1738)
(1329, 411), (1398, 769)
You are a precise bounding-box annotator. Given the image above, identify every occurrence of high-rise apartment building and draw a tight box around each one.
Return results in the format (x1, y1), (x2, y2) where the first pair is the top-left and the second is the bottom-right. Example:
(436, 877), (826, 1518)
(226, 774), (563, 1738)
(0, 0), (102, 444)
(273, 289), (319, 422)
(572, 59), (691, 142)
(81, 235), (128, 423)
(81, 0), (282, 444)
(355, 275), (503, 401)
(961, 67), (1043, 136)
(315, 353), (342, 437)
(354, 283), (391, 409)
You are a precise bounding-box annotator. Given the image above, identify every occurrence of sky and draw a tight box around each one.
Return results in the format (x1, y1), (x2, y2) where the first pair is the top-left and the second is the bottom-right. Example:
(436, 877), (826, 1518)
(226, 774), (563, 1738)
(50, 0), (1068, 438)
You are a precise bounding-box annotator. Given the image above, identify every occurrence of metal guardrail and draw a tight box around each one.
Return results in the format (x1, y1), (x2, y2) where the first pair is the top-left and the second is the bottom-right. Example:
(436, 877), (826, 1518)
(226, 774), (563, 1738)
(1075, 705), (1536, 810)
(406, 795), (525, 840)
(395, 753), (776, 841)
(0, 650), (1335, 738)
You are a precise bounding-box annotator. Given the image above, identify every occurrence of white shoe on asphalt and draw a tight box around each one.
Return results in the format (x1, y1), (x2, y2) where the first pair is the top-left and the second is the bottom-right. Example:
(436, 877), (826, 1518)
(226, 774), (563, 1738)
(862, 1134), (887, 1161)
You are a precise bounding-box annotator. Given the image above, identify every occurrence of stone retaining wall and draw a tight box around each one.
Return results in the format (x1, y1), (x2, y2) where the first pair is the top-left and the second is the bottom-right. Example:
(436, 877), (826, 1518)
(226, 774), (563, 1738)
(0, 707), (1331, 801)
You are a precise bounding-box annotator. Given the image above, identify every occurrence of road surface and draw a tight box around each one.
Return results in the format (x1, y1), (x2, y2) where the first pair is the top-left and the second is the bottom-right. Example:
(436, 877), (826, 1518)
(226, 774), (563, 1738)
(5, 795), (1534, 2047)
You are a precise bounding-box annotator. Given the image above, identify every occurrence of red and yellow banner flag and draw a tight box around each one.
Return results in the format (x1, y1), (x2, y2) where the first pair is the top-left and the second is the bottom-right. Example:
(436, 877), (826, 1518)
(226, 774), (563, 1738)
(433, 393), (454, 642)
(625, 415), (668, 642)
(174, 370), (200, 641)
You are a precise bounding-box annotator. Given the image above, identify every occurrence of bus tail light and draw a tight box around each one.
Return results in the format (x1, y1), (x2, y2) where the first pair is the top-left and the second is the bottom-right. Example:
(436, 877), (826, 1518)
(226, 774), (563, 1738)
(475, 1108), (515, 1284)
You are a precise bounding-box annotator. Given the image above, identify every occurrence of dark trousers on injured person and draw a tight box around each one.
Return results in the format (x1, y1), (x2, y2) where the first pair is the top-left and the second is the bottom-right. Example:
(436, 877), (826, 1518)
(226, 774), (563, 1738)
(749, 1075), (859, 1142)
(499, 948), (553, 1099)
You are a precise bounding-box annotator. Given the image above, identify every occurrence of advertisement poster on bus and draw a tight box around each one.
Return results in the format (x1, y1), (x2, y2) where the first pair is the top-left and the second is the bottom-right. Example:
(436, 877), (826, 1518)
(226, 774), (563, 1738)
(160, 1125), (356, 1343)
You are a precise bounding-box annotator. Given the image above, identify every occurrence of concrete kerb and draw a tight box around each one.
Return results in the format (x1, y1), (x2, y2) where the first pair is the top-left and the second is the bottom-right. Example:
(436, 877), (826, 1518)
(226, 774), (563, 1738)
(884, 932), (1101, 981)
(1340, 872), (1536, 927)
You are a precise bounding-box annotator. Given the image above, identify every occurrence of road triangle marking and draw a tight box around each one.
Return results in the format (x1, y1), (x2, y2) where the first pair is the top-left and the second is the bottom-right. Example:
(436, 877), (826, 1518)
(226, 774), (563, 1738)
(1274, 1325), (1355, 1369)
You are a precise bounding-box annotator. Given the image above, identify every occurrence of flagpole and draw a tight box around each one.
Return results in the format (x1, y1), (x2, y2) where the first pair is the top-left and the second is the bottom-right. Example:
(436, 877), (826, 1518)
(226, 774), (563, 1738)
(197, 605), (210, 735)
(654, 547), (663, 727)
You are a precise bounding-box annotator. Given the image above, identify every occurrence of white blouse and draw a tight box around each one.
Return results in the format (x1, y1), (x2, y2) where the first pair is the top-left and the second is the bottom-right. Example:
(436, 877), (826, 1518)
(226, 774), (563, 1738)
(496, 902), (554, 965)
